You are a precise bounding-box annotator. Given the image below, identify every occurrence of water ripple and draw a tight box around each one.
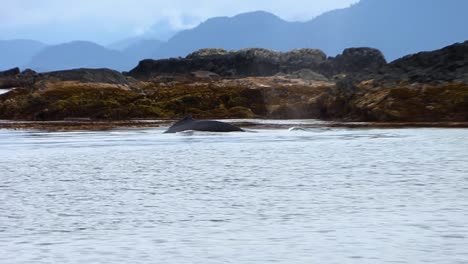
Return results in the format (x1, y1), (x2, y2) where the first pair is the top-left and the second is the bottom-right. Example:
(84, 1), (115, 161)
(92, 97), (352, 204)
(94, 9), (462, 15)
(0, 127), (467, 264)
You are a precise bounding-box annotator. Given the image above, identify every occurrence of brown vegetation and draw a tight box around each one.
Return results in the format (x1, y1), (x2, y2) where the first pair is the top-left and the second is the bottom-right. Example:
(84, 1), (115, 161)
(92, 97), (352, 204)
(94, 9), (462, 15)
(1, 77), (467, 123)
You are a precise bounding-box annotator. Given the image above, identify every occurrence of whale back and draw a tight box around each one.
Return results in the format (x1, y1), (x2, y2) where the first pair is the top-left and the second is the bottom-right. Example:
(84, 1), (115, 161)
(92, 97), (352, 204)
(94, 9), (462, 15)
(191, 120), (244, 132)
(164, 115), (244, 133)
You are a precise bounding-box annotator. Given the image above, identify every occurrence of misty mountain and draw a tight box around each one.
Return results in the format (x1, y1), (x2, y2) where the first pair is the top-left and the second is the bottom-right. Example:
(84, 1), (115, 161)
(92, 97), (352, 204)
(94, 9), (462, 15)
(143, 19), (182, 41)
(154, 0), (468, 61)
(122, 39), (164, 62)
(26, 41), (133, 72)
(25, 39), (166, 72)
(0, 40), (47, 70)
(3, 0), (468, 71)
(108, 37), (145, 51)
(108, 38), (164, 60)
(153, 11), (301, 58)
(300, 0), (468, 60)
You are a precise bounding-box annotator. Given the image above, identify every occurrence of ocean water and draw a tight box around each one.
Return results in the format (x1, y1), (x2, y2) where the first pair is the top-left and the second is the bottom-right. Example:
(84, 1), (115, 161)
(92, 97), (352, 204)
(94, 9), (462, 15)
(0, 122), (467, 264)
(0, 89), (11, 95)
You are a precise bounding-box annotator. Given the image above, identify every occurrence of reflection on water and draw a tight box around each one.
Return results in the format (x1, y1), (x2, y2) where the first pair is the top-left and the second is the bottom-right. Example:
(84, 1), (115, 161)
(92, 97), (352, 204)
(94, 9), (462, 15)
(0, 125), (467, 264)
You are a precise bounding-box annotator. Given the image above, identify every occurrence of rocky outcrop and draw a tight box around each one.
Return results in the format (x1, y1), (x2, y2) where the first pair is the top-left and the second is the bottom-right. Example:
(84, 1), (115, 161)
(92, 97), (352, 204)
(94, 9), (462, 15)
(128, 42), (468, 86)
(1, 74), (467, 122)
(0, 68), (20, 78)
(41, 68), (129, 85)
(186, 48), (229, 58)
(127, 47), (366, 80)
(378, 41), (468, 84)
(0, 68), (31, 89)
(281, 49), (327, 65)
(128, 48), (285, 79)
(0, 68), (129, 89)
(1, 41), (467, 122)
(277, 69), (329, 82)
(323, 48), (387, 77)
(190, 71), (220, 80)
(0, 79), (269, 120)
(351, 83), (468, 121)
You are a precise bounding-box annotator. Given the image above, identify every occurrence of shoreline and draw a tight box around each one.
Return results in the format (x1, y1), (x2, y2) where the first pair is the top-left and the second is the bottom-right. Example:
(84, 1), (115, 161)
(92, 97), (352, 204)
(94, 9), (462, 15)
(1, 119), (467, 131)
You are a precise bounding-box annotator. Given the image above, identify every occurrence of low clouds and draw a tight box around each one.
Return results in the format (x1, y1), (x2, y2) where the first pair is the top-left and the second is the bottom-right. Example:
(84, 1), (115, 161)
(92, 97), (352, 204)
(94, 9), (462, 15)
(0, 0), (359, 44)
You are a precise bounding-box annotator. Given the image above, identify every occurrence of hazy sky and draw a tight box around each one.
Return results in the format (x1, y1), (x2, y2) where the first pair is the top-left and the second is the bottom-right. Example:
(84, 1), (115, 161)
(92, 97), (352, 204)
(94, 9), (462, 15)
(0, 0), (359, 44)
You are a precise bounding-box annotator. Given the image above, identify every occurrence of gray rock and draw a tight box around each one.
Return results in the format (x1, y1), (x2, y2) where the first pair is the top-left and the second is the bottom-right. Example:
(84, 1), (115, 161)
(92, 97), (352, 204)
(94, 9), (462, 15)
(190, 71), (220, 80)
(235, 48), (281, 63)
(290, 69), (329, 81)
(281, 49), (327, 65)
(42, 68), (129, 85)
(186, 48), (228, 59)
(324, 47), (387, 76)
(380, 40), (468, 84)
(0, 67), (20, 78)
(128, 47), (329, 79)
(0, 68), (23, 89)
(127, 42), (468, 85)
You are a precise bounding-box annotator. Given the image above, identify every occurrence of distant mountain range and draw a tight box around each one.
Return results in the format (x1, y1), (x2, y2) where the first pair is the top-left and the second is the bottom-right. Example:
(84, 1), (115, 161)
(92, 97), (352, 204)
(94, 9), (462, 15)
(1, 0), (467, 72)
(0, 40), (47, 70)
(27, 41), (133, 72)
(157, 0), (468, 60)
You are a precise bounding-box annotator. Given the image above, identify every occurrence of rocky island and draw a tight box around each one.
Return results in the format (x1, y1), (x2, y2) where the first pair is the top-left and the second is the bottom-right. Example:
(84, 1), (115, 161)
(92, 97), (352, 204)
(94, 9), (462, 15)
(0, 41), (467, 128)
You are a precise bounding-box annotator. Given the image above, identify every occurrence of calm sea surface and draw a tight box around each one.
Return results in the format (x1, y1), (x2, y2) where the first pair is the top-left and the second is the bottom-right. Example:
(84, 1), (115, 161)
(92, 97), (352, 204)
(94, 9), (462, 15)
(1, 121), (467, 264)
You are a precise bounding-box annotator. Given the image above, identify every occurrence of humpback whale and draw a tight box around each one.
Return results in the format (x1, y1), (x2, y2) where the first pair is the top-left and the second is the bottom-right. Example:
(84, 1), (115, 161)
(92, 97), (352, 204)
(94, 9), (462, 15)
(164, 116), (244, 133)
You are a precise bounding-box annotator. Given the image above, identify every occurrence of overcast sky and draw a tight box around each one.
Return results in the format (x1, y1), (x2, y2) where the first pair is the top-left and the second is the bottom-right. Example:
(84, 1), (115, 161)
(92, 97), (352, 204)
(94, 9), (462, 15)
(0, 0), (359, 45)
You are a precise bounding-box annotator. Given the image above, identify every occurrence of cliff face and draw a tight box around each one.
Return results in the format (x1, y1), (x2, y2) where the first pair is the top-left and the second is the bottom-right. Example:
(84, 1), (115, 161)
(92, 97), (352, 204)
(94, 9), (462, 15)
(1, 41), (467, 122)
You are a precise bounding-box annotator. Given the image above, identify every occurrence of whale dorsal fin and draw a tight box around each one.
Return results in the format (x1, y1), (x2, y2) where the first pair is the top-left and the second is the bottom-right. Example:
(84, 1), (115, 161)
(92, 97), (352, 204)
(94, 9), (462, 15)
(171, 115), (194, 127)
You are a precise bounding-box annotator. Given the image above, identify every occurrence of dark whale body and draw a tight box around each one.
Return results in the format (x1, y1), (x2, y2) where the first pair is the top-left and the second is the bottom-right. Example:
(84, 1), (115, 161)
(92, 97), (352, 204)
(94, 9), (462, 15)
(165, 116), (244, 133)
